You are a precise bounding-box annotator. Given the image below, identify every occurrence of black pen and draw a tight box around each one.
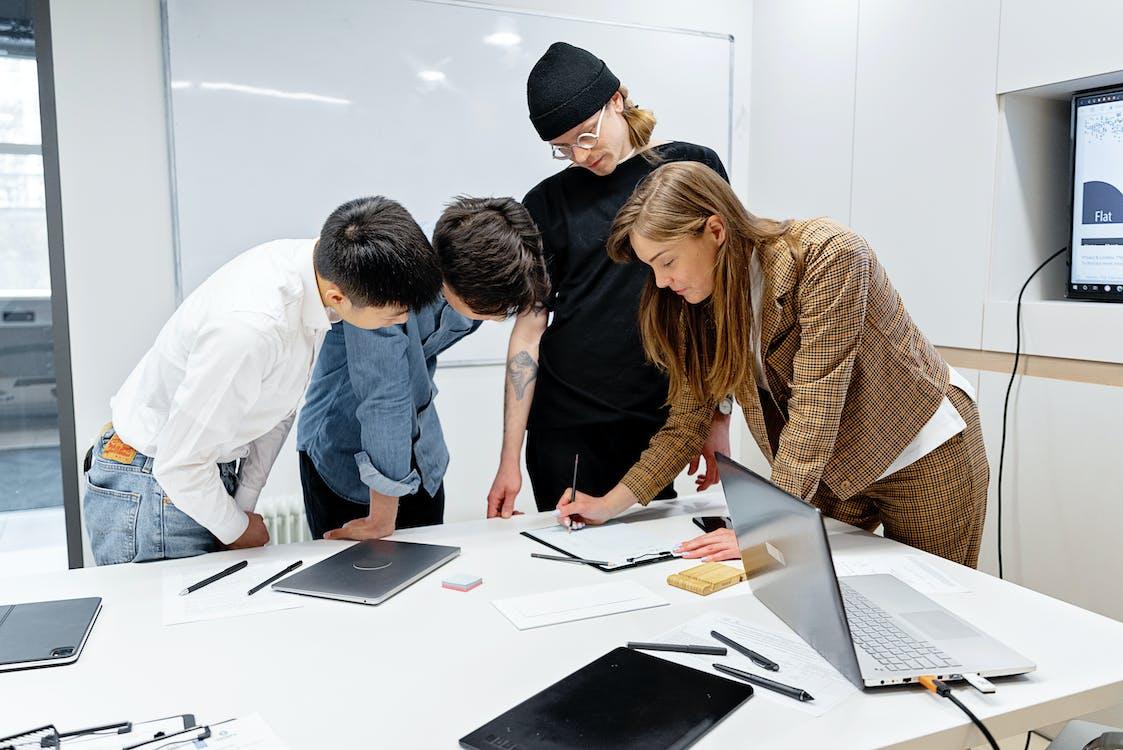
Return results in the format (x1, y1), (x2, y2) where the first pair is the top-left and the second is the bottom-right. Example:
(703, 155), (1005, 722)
(713, 663), (814, 702)
(530, 552), (609, 566)
(566, 454), (579, 533)
(179, 560), (248, 596)
(248, 560), (303, 595)
(627, 641), (728, 656)
(711, 629), (780, 671)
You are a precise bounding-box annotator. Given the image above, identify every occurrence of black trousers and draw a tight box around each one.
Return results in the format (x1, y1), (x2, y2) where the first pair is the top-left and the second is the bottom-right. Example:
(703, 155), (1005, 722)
(525, 421), (677, 512)
(298, 451), (445, 540)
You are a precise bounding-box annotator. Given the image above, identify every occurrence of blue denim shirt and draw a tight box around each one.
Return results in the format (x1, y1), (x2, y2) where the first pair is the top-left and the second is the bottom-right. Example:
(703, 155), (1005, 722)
(297, 298), (480, 503)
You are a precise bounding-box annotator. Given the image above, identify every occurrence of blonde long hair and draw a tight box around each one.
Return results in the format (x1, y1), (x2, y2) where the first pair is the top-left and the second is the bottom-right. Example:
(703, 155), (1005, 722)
(607, 161), (791, 404)
(618, 84), (656, 151)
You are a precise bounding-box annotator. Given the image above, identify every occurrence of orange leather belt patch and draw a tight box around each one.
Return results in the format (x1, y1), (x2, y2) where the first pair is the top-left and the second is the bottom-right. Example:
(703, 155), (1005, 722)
(101, 433), (137, 464)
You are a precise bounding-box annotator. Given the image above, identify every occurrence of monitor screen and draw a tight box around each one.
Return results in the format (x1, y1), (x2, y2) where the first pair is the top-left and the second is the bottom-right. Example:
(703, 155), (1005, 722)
(1070, 86), (1123, 301)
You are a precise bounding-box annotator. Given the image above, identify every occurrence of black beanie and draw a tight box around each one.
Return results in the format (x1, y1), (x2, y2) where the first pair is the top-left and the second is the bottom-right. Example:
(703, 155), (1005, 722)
(526, 42), (621, 141)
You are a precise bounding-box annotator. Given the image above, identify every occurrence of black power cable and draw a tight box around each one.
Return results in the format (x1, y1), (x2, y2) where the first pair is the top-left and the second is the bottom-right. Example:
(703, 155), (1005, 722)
(919, 676), (999, 750)
(996, 247), (1068, 580)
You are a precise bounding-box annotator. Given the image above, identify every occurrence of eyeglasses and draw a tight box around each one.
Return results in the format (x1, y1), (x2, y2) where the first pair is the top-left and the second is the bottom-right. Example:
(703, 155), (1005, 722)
(550, 104), (607, 160)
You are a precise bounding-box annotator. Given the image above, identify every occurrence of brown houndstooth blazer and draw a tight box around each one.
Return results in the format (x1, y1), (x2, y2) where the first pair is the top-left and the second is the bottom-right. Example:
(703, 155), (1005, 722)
(620, 218), (951, 504)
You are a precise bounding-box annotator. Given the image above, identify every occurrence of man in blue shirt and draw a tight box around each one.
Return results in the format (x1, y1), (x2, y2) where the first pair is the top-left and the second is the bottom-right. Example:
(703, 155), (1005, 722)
(297, 197), (549, 539)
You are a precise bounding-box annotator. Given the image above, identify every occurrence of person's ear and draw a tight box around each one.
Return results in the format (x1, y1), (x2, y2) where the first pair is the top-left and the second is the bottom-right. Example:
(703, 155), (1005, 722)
(705, 214), (727, 249)
(610, 90), (625, 113)
(322, 283), (347, 309)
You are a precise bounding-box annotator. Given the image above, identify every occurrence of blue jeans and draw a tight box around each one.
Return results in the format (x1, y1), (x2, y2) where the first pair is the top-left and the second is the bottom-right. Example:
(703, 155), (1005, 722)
(83, 428), (238, 565)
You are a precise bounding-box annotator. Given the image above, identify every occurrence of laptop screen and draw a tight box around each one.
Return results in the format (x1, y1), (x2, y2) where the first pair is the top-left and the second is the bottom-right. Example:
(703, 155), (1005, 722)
(716, 455), (865, 689)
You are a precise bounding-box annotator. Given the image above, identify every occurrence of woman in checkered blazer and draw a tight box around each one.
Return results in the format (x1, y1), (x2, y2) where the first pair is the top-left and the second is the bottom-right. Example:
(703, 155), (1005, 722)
(555, 161), (988, 567)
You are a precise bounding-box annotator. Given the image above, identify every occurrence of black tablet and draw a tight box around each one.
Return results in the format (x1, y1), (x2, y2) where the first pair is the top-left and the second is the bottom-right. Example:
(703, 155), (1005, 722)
(460, 647), (753, 750)
(0, 597), (102, 672)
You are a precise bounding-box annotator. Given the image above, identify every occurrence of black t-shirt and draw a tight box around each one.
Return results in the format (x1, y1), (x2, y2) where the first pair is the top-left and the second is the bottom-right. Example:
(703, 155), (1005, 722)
(522, 141), (729, 430)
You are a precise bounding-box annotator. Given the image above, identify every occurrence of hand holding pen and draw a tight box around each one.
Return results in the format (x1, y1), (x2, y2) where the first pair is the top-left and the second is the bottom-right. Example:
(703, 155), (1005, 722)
(555, 454), (586, 531)
(555, 468), (642, 531)
(562, 454), (583, 532)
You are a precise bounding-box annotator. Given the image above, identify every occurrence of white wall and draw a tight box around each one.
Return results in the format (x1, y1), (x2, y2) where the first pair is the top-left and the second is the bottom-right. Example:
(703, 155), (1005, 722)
(998, 0), (1123, 94)
(48, 0), (753, 540)
(849, 0), (1000, 350)
(50, 0), (178, 564)
(976, 371), (1123, 623)
(747, 0), (858, 223)
(752, 0), (1002, 351)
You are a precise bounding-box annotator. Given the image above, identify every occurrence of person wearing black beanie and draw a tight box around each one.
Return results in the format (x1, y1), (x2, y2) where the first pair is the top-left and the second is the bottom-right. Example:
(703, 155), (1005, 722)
(485, 41), (731, 519)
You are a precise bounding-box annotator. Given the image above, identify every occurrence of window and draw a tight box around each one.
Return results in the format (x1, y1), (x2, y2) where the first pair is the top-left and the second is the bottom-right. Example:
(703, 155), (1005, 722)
(0, 56), (49, 293)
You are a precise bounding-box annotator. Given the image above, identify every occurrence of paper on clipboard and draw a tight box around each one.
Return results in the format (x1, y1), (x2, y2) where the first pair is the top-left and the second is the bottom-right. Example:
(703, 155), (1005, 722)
(524, 521), (685, 569)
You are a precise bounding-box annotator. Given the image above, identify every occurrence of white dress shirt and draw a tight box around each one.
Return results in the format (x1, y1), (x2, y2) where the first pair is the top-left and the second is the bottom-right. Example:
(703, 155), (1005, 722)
(749, 249), (977, 484)
(111, 239), (335, 543)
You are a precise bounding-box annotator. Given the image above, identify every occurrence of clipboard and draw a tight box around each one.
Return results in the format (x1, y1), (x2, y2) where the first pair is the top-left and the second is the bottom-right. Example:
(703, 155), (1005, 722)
(1, 714), (196, 749)
(521, 525), (683, 572)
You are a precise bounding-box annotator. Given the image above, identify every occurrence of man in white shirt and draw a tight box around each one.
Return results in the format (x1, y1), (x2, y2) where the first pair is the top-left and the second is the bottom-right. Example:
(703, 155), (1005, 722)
(83, 196), (443, 565)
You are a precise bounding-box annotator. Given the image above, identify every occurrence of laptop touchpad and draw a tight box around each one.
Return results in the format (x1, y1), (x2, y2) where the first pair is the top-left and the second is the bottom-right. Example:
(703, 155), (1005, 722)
(901, 611), (978, 639)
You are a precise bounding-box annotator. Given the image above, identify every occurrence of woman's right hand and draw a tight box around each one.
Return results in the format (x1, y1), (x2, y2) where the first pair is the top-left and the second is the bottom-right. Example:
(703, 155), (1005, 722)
(556, 485), (637, 528)
(487, 461), (523, 518)
(676, 528), (740, 562)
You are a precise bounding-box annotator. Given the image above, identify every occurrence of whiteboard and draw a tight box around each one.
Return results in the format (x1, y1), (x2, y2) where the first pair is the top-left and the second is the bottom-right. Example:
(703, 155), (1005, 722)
(163, 0), (733, 365)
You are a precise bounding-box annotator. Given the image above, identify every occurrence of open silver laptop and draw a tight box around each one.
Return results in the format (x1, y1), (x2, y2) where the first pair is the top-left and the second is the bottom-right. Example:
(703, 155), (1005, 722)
(273, 539), (459, 605)
(717, 454), (1035, 688)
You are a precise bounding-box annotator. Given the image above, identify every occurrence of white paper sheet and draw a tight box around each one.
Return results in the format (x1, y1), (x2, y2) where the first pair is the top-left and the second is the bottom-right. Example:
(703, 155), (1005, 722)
(648, 611), (858, 717)
(162, 558), (305, 626)
(832, 554), (969, 594)
(195, 714), (289, 749)
(525, 521), (685, 569)
(492, 581), (668, 630)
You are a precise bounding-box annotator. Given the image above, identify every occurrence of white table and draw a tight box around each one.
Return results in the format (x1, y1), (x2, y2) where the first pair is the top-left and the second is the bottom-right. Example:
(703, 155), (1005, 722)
(3, 493), (1123, 749)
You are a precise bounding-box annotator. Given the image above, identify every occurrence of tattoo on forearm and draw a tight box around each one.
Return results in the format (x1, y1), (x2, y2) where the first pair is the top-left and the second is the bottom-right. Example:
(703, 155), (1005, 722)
(507, 350), (538, 401)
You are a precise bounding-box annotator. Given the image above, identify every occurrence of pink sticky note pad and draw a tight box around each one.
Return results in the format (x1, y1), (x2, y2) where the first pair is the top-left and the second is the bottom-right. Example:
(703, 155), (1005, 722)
(442, 573), (482, 592)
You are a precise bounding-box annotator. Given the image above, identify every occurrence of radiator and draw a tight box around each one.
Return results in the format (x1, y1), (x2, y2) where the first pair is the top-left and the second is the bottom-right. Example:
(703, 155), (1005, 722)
(256, 493), (312, 545)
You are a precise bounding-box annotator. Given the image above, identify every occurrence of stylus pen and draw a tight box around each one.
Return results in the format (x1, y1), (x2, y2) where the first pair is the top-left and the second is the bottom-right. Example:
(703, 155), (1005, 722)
(711, 629), (780, 671)
(627, 641), (728, 656)
(530, 552), (609, 566)
(566, 453), (580, 533)
(179, 560), (248, 596)
(247, 560), (303, 595)
(713, 663), (814, 702)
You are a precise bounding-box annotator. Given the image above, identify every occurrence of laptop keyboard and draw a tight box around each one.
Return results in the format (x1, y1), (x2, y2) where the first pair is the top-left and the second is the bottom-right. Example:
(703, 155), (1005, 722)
(840, 582), (960, 672)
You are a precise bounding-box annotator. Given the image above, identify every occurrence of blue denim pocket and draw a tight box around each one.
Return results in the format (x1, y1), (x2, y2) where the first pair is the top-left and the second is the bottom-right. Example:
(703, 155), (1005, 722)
(154, 461), (235, 560)
(83, 468), (142, 566)
(160, 498), (219, 560)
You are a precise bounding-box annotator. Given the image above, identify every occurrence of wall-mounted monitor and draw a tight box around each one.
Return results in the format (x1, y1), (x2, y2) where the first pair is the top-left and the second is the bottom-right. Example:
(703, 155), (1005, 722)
(1069, 85), (1123, 301)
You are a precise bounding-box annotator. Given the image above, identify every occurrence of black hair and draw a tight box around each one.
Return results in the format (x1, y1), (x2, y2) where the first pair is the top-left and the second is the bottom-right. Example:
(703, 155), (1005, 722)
(314, 196), (442, 310)
(433, 196), (550, 318)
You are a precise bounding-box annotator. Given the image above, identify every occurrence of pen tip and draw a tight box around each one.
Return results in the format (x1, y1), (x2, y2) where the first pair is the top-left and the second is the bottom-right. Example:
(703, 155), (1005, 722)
(178, 589), (188, 596)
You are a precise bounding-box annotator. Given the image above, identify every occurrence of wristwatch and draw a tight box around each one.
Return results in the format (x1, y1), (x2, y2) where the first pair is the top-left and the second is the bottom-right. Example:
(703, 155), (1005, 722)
(717, 395), (734, 416)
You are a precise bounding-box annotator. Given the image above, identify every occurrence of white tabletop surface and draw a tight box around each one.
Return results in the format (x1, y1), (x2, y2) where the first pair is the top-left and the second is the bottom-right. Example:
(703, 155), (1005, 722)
(3, 493), (1122, 749)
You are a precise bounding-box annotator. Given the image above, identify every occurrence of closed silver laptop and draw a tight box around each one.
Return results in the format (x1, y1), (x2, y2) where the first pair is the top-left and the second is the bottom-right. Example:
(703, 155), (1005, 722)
(717, 454), (1035, 688)
(273, 539), (459, 605)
